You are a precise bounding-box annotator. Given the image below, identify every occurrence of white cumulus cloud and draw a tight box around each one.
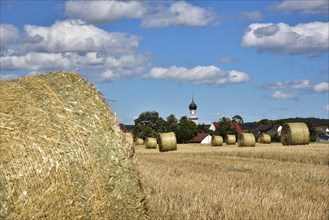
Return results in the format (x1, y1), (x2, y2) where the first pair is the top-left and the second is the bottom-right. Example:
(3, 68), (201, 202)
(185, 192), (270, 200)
(65, 1), (146, 24)
(0, 20), (149, 81)
(64, 1), (218, 28)
(0, 24), (19, 47)
(314, 82), (329, 93)
(275, 0), (329, 14)
(144, 65), (249, 86)
(241, 22), (329, 55)
(141, 1), (218, 28)
(23, 19), (140, 54)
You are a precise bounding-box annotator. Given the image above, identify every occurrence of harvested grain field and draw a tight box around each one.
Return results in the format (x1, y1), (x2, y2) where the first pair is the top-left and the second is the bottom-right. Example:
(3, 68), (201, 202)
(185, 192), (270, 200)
(136, 143), (329, 219)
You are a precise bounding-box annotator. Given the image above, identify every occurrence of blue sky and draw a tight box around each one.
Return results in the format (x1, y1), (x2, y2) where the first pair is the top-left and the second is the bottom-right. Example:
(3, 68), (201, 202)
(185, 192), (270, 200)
(1, 0), (328, 124)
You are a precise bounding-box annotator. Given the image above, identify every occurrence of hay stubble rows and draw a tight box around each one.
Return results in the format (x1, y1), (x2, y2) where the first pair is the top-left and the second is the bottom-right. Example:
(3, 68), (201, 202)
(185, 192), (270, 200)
(136, 143), (329, 219)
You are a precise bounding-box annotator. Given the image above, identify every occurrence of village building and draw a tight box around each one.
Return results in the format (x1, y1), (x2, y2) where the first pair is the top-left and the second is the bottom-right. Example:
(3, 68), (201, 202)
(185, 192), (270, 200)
(190, 133), (212, 144)
(189, 97), (198, 125)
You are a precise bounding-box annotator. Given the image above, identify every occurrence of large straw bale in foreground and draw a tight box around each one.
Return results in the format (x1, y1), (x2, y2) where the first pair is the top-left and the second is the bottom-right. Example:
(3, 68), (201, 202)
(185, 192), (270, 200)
(226, 134), (236, 145)
(159, 132), (177, 152)
(281, 122), (310, 145)
(238, 133), (256, 147)
(123, 132), (135, 157)
(258, 133), (271, 144)
(145, 137), (157, 149)
(211, 135), (223, 146)
(0, 71), (145, 219)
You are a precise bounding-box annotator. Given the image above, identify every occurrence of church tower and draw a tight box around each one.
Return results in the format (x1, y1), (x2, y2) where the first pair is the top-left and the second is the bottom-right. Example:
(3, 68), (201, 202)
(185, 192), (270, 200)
(189, 97), (198, 125)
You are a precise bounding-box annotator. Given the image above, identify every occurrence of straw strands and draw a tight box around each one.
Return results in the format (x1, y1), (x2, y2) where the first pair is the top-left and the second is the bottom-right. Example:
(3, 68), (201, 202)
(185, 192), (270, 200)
(159, 132), (177, 152)
(145, 137), (157, 149)
(281, 123), (310, 146)
(123, 132), (135, 157)
(211, 135), (223, 146)
(238, 133), (256, 147)
(0, 71), (145, 219)
(135, 138), (144, 145)
(226, 135), (236, 145)
(258, 133), (271, 144)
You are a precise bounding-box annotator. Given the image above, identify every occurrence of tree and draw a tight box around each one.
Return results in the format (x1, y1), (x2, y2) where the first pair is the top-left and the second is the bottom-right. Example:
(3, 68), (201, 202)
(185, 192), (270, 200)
(215, 117), (237, 139)
(257, 118), (272, 126)
(197, 123), (210, 134)
(176, 116), (198, 143)
(133, 111), (166, 139)
(232, 115), (244, 124)
(306, 119), (317, 142)
(166, 114), (178, 133)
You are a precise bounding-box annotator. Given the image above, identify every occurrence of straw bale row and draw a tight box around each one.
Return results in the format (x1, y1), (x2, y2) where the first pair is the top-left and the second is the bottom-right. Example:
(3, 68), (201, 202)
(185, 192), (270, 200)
(211, 135), (223, 146)
(258, 133), (271, 144)
(145, 137), (157, 149)
(238, 133), (256, 147)
(0, 71), (145, 219)
(281, 122), (310, 145)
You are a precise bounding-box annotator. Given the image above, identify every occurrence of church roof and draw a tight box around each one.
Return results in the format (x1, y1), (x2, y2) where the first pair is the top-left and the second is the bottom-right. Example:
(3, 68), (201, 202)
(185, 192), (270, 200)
(189, 98), (197, 110)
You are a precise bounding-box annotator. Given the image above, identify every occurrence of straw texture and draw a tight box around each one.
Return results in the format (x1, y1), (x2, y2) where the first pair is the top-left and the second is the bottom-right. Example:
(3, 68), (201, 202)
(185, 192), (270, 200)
(281, 123), (310, 145)
(159, 132), (177, 152)
(0, 71), (145, 219)
(145, 137), (157, 149)
(258, 133), (271, 144)
(135, 138), (144, 145)
(238, 133), (256, 147)
(123, 132), (135, 157)
(226, 134), (236, 145)
(211, 135), (223, 146)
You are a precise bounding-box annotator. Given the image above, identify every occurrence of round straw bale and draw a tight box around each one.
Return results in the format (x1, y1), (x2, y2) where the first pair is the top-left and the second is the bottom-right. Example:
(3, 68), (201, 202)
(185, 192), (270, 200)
(145, 137), (157, 149)
(226, 134), (236, 145)
(281, 122), (310, 145)
(134, 138), (144, 145)
(258, 133), (271, 144)
(238, 133), (256, 147)
(211, 135), (223, 146)
(0, 71), (145, 219)
(159, 132), (177, 152)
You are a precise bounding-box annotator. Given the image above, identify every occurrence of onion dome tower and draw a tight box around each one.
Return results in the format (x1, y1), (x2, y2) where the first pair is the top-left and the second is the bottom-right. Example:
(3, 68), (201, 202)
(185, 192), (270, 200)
(189, 97), (198, 125)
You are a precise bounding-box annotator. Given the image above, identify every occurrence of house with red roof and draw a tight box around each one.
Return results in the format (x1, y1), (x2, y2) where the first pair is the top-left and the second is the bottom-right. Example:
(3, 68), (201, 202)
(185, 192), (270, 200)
(209, 121), (242, 134)
(190, 133), (212, 144)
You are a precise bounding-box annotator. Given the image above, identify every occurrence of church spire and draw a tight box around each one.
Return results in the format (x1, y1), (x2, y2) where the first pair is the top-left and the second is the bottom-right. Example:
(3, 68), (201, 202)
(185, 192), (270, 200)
(189, 96), (198, 124)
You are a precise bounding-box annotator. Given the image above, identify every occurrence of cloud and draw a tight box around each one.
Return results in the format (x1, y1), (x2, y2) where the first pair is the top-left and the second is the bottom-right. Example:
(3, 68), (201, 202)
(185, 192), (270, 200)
(22, 19), (140, 54)
(141, 1), (218, 28)
(314, 82), (329, 93)
(0, 24), (19, 47)
(323, 104), (329, 111)
(274, 0), (329, 15)
(240, 11), (263, 21)
(0, 20), (150, 81)
(64, 1), (218, 28)
(64, 1), (146, 24)
(272, 90), (297, 100)
(241, 22), (329, 55)
(261, 80), (311, 90)
(218, 56), (239, 64)
(143, 65), (250, 86)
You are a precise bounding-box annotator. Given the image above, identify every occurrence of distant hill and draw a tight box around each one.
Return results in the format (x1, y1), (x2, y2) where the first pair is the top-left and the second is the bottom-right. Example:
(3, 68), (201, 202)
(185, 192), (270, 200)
(243, 117), (329, 131)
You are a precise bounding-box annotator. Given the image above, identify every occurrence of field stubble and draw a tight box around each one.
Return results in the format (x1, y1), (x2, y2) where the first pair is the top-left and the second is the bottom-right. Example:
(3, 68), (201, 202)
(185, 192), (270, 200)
(136, 143), (329, 219)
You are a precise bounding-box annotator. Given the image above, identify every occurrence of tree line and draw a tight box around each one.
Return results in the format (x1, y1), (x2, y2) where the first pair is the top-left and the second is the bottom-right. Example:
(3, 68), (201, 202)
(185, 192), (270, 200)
(133, 111), (244, 143)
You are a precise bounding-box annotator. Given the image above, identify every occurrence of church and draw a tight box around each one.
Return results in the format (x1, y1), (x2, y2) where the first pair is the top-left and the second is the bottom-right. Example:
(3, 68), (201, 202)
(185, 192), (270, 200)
(188, 97), (198, 125)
